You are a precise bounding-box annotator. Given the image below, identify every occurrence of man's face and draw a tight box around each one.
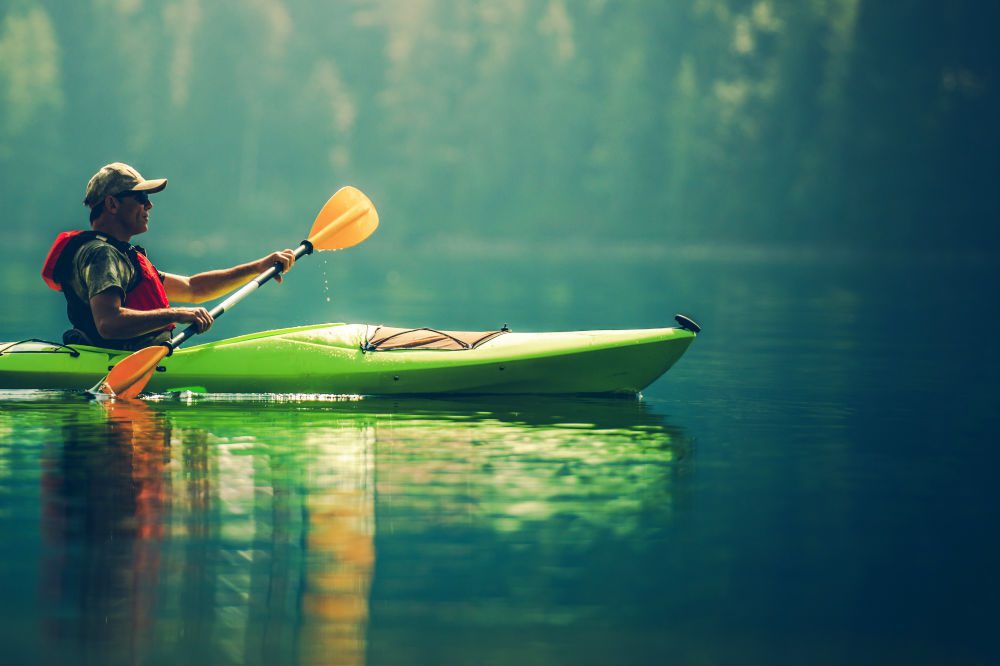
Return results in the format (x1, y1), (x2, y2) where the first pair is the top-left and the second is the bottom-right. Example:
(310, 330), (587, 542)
(109, 191), (153, 235)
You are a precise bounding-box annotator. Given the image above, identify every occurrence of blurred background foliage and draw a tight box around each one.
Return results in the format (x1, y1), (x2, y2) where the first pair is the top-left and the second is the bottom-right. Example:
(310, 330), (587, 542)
(0, 0), (997, 270)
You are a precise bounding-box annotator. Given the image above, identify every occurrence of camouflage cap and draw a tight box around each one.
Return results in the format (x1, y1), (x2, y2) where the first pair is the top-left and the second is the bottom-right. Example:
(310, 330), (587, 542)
(83, 162), (167, 208)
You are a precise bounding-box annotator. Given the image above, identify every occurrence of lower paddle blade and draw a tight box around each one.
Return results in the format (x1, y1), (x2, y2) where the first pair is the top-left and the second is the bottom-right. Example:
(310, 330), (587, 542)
(115, 365), (158, 399)
(101, 345), (169, 398)
(307, 186), (379, 252)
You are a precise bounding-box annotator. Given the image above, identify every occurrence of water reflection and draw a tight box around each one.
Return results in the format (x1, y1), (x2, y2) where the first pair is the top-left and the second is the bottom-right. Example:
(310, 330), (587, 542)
(0, 391), (690, 666)
(39, 399), (169, 666)
(362, 398), (690, 665)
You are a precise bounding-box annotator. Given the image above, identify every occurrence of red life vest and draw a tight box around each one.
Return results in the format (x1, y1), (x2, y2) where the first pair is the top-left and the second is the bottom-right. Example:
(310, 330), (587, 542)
(42, 230), (174, 345)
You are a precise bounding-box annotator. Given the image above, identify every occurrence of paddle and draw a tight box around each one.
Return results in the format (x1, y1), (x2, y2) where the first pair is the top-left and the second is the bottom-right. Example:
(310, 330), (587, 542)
(93, 186), (379, 398)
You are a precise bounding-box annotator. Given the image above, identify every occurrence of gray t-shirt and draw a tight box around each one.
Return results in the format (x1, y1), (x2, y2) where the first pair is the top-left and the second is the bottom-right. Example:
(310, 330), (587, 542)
(67, 239), (172, 350)
(68, 239), (137, 304)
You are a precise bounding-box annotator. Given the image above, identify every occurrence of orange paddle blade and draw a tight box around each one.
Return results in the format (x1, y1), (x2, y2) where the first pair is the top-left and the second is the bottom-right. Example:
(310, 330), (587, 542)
(115, 365), (158, 400)
(307, 186), (379, 251)
(98, 345), (170, 398)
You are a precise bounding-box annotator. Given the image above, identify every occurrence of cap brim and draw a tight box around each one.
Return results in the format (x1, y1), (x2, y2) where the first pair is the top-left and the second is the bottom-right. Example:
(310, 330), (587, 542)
(133, 178), (167, 193)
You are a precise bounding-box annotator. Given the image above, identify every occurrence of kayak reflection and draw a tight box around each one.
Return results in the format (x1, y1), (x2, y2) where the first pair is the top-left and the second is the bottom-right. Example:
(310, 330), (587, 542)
(5, 392), (692, 665)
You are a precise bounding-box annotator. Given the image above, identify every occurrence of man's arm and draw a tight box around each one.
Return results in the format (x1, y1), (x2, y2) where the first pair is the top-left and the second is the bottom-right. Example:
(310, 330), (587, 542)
(162, 250), (296, 304)
(90, 290), (214, 340)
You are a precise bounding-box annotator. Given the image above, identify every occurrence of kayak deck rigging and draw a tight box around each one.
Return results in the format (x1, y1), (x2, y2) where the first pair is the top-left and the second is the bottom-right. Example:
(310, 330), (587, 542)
(362, 325), (511, 351)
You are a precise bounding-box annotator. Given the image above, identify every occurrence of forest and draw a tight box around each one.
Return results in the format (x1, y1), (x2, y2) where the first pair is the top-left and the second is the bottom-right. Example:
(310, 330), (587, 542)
(1, 0), (997, 260)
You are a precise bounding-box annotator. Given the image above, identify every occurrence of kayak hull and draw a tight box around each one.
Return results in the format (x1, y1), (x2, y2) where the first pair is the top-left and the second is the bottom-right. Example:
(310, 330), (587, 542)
(0, 323), (695, 395)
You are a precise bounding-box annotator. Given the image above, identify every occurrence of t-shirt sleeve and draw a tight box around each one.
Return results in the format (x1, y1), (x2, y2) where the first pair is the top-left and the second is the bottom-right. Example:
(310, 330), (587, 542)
(74, 243), (134, 302)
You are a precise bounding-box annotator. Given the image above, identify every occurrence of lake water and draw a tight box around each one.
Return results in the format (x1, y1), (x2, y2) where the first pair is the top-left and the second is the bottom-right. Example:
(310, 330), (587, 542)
(1, 244), (998, 665)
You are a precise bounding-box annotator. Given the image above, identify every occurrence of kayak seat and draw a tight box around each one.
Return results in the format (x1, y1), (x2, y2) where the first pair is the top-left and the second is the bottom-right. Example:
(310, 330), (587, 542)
(363, 326), (510, 352)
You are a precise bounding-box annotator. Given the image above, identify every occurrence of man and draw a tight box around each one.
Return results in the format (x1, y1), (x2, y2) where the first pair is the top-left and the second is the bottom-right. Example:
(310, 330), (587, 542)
(42, 162), (296, 350)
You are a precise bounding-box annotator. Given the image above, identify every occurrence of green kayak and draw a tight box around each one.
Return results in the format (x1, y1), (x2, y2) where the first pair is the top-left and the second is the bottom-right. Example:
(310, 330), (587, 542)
(0, 317), (697, 395)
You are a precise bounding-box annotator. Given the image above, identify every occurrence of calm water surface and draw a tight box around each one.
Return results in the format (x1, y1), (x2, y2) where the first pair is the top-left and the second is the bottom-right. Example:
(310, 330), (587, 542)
(1, 247), (997, 665)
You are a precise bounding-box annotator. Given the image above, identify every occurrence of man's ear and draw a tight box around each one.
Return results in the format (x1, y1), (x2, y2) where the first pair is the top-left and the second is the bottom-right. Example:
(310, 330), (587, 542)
(104, 194), (119, 213)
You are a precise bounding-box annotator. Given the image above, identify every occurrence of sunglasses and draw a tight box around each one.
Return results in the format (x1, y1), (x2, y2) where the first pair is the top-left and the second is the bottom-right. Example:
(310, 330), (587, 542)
(116, 190), (151, 205)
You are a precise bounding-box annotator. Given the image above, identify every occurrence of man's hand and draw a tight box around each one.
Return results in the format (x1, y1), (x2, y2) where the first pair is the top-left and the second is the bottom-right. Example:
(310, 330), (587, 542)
(174, 307), (214, 332)
(257, 249), (296, 283)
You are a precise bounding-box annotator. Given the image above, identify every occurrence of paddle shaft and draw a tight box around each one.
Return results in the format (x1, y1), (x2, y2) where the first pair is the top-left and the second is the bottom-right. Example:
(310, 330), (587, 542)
(167, 241), (314, 350)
